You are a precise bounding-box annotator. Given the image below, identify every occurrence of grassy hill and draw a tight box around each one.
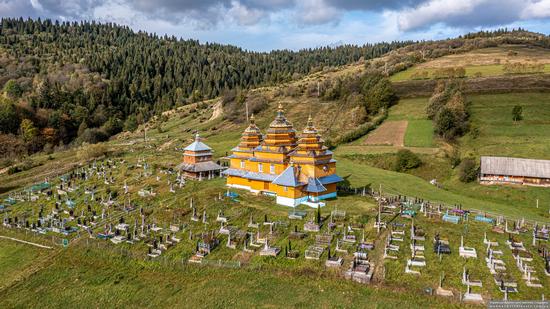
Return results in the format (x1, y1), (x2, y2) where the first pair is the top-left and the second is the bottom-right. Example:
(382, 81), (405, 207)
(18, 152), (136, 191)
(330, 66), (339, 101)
(391, 45), (550, 82)
(1, 34), (550, 308)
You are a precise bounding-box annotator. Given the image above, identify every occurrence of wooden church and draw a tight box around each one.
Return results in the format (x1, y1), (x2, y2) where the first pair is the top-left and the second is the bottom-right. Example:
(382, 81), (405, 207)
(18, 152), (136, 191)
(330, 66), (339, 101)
(223, 104), (342, 207)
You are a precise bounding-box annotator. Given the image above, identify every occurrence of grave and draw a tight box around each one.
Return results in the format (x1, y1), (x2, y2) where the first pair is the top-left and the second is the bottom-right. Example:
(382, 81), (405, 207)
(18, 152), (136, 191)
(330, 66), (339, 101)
(433, 235), (451, 254)
(344, 258), (374, 284)
(304, 221), (320, 232)
(462, 268), (483, 287)
(474, 215), (494, 224)
(288, 210), (306, 220)
(305, 246), (324, 260)
(259, 240), (280, 257)
(459, 236), (477, 259)
(462, 286), (483, 304)
(436, 273), (454, 297)
(442, 211), (460, 224)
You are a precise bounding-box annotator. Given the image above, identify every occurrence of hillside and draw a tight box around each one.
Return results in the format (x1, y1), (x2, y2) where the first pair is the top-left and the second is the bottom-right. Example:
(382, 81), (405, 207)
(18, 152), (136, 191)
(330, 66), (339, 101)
(0, 18), (411, 160)
(1, 27), (550, 308)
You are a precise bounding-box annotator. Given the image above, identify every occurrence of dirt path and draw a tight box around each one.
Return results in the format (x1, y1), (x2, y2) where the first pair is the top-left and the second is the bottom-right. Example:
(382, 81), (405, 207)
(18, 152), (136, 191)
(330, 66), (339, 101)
(364, 120), (408, 147)
(0, 236), (53, 249)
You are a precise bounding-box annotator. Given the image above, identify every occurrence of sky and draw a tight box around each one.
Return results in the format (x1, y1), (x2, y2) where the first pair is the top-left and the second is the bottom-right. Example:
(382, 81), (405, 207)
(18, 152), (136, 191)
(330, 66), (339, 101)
(1, 0), (549, 51)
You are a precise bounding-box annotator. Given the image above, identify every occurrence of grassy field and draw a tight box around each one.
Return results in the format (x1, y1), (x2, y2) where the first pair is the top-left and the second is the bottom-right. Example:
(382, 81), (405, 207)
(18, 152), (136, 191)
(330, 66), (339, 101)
(404, 120), (434, 147)
(387, 97), (435, 148)
(0, 162), (546, 307)
(390, 45), (550, 82)
(335, 157), (549, 222)
(349, 97), (436, 149)
(390, 64), (550, 82)
(334, 92), (550, 222)
(1, 85), (550, 308)
(460, 93), (550, 160)
(0, 239), (51, 288)
(0, 242), (467, 308)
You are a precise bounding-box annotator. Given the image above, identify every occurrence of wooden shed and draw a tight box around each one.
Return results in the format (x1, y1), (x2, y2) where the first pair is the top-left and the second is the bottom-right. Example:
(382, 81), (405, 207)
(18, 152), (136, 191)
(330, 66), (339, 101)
(480, 156), (550, 187)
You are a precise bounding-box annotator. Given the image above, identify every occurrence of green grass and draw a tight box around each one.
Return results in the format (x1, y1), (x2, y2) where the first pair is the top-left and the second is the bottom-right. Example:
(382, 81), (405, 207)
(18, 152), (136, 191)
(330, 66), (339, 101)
(390, 64), (550, 82)
(336, 156), (550, 222)
(387, 98), (429, 121)
(0, 243), (464, 308)
(461, 93), (550, 160)
(335, 92), (550, 222)
(386, 98), (435, 148)
(0, 239), (50, 287)
(404, 120), (434, 147)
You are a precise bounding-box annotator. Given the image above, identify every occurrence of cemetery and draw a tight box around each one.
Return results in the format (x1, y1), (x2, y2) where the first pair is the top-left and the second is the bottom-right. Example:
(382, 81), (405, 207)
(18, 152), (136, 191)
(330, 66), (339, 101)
(0, 150), (549, 306)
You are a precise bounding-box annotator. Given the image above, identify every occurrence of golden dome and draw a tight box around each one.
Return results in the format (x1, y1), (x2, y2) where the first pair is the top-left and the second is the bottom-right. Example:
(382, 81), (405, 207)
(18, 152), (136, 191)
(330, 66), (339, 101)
(239, 114), (262, 149)
(244, 114), (261, 134)
(268, 103), (294, 131)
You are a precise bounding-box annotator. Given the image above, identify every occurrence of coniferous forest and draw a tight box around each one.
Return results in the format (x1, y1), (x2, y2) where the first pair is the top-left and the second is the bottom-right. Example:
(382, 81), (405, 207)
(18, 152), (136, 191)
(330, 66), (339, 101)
(0, 18), (412, 157)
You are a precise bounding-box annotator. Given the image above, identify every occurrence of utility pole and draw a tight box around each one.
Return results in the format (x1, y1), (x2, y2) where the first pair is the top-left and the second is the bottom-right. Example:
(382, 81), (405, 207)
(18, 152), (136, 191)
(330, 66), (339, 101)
(317, 81), (320, 98)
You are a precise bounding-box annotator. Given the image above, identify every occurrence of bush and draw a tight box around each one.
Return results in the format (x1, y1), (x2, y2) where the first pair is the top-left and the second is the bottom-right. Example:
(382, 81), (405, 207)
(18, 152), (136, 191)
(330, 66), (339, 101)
(78, 128), (109, 144)
(77, 143), (108, 161)
(512, 105), (523, 121)
(448, 148), (461, 168)
(393, 149), (422, 172)
(458, 158), (478, 183)
(124, 115), (138, 132)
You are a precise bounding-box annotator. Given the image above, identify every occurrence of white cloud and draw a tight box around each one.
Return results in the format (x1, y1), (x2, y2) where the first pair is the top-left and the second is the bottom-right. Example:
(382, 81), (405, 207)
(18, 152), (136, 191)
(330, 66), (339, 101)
(397, 0), (550, 31)
(30, 0), (45, 11)
(295, 0), (341, 25)
(398, 0), (481, 31)
(521, 0), (550, 19)
(228, 1), (266, 26)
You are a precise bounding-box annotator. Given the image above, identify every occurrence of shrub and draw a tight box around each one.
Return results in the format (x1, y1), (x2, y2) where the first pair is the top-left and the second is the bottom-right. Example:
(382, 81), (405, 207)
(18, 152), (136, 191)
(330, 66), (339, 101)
(78, 128), (109, 144)
(448, 148), (461, 168)
(458, 158), (478, 183)
(77, 143), (108, 161)
(393, 149), (422, 172)
(512, 105), (523, 121)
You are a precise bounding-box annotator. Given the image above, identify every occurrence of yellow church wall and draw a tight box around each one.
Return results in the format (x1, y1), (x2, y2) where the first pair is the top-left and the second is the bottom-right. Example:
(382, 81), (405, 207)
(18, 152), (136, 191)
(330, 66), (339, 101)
(227, 175), (249, 187)
(254, 151), (286, 161)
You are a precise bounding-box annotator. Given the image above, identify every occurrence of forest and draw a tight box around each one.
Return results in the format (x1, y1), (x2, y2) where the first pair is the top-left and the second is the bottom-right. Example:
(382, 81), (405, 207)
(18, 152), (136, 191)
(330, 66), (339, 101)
(0, 18), (412, 159)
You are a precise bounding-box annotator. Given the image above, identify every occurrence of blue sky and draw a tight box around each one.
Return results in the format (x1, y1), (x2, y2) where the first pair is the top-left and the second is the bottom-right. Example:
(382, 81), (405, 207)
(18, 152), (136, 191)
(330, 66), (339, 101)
(1, 0), (549, 51)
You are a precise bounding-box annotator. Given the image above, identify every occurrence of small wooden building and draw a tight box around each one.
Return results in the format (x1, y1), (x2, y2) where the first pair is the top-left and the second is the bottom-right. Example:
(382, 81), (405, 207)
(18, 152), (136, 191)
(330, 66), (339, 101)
(480, 156), (550, 187)
(177, 132), (225, 180)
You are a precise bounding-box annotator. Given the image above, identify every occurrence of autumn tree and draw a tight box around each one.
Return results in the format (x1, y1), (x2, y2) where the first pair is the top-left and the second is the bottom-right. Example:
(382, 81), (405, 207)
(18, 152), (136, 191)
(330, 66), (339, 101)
(19, 119), (38, 142)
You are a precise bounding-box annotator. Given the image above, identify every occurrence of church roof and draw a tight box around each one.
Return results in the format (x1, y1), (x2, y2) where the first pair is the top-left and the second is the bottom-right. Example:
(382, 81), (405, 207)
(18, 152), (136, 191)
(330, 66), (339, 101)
(243, 114), (262, 134)
(222, 168), (278, 182)
(305, 177), (327, 193)
(318, 174), (344, 185)
(268, 103), (295, 130)
(272, 165), (305, 187)
(177, 161), (225, 173)
(184, 132), (212, 152)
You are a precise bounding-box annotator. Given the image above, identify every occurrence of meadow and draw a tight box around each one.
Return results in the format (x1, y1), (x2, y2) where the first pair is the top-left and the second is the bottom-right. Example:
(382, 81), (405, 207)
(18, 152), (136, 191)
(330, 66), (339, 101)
(390, 45), (550, 82)
(335, 92), (550, 223)
(461, 93), (550, 160)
